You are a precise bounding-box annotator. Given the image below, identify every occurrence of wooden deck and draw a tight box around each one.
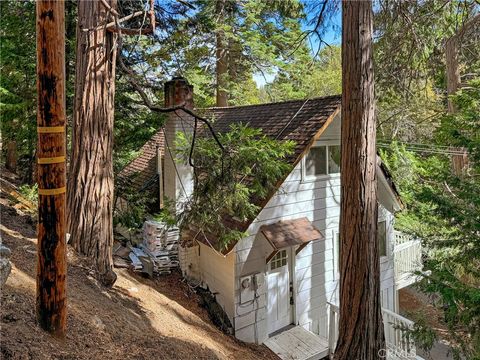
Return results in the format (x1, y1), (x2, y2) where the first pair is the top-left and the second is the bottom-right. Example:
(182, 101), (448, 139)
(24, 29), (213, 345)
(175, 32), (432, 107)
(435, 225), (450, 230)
(264, 326), (329, 360)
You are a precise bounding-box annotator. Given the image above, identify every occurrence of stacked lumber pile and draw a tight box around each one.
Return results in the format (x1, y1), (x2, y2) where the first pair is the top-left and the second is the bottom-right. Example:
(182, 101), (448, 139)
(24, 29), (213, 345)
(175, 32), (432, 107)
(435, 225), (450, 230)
(140, 220), (180, 275)
(113, 220), (180, 276)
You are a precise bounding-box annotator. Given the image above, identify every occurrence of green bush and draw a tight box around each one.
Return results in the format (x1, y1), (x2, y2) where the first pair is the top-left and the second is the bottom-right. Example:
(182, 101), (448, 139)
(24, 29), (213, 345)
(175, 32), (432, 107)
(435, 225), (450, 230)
(175, 124), (295, 250)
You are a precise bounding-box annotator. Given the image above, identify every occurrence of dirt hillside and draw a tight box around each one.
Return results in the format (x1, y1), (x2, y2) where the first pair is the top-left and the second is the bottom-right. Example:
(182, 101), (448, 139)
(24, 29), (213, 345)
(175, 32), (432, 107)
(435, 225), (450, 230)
(0, 174), (276, 360)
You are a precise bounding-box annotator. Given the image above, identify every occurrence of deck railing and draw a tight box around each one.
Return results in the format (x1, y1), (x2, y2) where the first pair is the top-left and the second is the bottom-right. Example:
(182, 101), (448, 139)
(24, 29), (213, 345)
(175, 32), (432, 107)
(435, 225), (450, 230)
(327, 302), (340, 357)
(393, 231), (415, 246)
(382, 308), (417, 359)
(327, 303), (420, 360)
(394, 231), (423, 289)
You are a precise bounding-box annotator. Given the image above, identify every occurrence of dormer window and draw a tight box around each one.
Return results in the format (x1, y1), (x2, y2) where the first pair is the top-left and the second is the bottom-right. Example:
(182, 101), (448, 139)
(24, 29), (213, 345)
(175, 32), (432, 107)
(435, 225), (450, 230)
(304, 144), (341, 179)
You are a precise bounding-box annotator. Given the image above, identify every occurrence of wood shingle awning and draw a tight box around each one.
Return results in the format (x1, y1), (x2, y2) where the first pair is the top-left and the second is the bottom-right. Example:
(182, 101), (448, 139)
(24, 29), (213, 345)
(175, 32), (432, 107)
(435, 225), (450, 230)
(260, 217), (324, 263)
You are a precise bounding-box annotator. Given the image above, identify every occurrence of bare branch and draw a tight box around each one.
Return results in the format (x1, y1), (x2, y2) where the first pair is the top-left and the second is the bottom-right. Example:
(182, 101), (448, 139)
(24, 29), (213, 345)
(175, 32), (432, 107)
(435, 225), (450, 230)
(288, 0), (331, 58)
(82, 10), (145, 32)
(99, 0), (119, 17)
(108, 26), (153, 35)
(176, 0), (196, 10)
(118, 56), (224, 151)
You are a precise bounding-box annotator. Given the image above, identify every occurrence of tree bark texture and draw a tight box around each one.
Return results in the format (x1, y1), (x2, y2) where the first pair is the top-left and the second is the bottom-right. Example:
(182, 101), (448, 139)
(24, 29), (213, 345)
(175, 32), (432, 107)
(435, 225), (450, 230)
(334, 1), (385, 359)
(215, 0), (228, 107)
(67, 0), (117, 287)
(445, 38), (460, 114)
(445, 14), (479, 174)
(445, 13), (480, 114)
(5, 140), (17, 173)
(36, 0), (67, 336)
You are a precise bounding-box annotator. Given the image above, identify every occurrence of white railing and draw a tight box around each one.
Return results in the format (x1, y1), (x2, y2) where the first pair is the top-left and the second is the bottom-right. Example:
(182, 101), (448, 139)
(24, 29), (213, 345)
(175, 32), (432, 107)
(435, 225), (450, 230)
(393, 231), (414, 246)
(382, 308), (417, 359)
(327, 303), (420, 360)
(327, 302), (340, 358)
(394, 231), (423, 289)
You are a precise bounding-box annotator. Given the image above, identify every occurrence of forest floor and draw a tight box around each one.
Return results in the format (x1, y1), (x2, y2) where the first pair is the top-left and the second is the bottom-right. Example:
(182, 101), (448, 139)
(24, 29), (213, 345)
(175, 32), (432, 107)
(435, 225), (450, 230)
(399, 288), (454, 360)
(0, 170), (276, 360)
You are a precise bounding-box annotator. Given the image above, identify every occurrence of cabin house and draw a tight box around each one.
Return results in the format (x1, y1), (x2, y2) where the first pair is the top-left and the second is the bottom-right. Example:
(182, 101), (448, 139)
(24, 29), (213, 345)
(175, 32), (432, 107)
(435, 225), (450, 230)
(119, 78), (424, 359)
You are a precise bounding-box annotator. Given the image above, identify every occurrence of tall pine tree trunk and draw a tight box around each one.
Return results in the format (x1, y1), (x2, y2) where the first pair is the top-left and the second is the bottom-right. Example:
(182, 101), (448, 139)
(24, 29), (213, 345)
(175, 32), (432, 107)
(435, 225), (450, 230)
(334, 1), (385, 359)
(5, 140), (17, 173)
(215, 0), (228, 107)
(445, 38), (460, 114)
(67, 0), (117, 286)
(445, 14), (479, 175)
(445, 14), (479, 113)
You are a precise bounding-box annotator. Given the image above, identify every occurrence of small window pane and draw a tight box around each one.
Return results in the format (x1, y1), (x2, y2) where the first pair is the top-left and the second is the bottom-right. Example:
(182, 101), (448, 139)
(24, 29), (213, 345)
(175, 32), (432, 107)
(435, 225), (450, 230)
(378, 221), (387, 257)
(270, 250), (288, 270)
(305, 147), (327, 176)
(328, 145), (341, 174)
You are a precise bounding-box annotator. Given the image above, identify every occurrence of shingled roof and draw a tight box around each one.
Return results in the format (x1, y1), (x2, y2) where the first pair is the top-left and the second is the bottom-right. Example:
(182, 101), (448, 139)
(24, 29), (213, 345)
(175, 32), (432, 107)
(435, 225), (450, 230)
(117, 96), (341, 197)
(205, 95), (342, 163)
(117, 130), (164, 199)
(118, 96), (342, 253)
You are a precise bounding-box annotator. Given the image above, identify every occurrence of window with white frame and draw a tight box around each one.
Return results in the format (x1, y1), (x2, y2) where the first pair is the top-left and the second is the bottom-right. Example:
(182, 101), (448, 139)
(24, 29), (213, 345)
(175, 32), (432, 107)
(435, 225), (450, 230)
(270, 250), (287, 270)
(304, 145), (341, 179)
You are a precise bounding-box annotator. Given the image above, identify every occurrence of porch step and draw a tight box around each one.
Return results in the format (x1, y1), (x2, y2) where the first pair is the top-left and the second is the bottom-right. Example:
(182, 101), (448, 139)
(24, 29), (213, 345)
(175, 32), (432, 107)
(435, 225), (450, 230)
(264, 326), (329, 360)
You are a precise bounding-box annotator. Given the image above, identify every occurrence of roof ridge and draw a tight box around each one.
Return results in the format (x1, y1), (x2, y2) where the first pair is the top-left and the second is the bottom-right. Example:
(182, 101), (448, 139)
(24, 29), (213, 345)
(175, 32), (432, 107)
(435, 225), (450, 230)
(196, 94), (341, 111)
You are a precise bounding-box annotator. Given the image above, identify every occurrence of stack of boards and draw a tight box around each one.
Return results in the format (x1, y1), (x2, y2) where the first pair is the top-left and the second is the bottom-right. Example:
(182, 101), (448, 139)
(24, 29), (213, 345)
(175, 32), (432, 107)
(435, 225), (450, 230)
(127, 220), (180, 276)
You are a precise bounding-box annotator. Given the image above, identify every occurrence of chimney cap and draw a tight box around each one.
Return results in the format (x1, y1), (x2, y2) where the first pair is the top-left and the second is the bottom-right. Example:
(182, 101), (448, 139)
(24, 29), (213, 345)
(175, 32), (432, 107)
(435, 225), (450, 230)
(164, 77), (194, 108)
(166, 76), (189, 84)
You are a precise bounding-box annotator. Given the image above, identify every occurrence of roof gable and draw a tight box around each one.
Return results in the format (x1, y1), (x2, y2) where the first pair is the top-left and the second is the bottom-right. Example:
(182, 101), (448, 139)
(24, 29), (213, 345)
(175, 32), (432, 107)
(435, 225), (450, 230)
(118, 96), (342, 193)
(201, 96), (342, 165)
(118, 130), (164, 192)
(184, 97), (342, 253)
(117, 95), (400, 253)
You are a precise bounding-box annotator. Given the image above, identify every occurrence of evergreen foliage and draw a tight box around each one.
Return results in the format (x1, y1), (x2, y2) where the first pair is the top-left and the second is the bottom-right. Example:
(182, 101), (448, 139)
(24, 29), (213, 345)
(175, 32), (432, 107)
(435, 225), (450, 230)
(374, 0), (479, 141)
(0, 0), (37, 182)
(263, 45), (342, 101)
(381, 80), (480, 359)
(0, 0), (76, 182)
(175, 124), (295, 250)
(1, 1), (479, 355)
(119, 0), (310, 107)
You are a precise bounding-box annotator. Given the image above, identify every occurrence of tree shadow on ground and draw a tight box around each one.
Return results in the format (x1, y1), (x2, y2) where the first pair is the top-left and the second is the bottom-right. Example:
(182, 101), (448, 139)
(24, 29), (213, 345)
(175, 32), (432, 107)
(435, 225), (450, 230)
(0, 202), (223, 360)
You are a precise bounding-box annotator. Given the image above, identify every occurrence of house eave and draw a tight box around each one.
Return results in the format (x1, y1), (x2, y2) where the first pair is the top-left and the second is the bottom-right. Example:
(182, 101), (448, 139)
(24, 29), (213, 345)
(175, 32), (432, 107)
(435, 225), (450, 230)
(377, 159), (403, 212)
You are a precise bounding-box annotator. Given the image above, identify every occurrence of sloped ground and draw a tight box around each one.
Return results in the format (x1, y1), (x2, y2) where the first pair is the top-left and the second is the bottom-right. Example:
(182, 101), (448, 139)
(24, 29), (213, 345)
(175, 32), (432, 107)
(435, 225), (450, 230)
(0, 175), (276, 360)
(399, 288), (454, 360)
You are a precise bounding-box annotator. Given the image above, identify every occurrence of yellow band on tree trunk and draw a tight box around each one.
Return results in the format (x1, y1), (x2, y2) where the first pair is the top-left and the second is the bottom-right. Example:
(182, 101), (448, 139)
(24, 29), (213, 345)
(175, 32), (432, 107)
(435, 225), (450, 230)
(37, 126), (65, 134)
(38, 156), (65, 164)
(38, 186), (66, 196)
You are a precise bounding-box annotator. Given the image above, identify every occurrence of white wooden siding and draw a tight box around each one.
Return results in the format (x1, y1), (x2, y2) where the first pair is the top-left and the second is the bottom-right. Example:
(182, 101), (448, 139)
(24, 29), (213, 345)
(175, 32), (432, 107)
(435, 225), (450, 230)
(379, 207), (396, 311)
(179, 242), (235, 322)
(179, 244), (200, 280)
(233, 153), (398, 344)
(233, 151), (343, 343)
(178, 113), (398, 344)
(318, 113), (341, 140)
(198, 243), (235, 320)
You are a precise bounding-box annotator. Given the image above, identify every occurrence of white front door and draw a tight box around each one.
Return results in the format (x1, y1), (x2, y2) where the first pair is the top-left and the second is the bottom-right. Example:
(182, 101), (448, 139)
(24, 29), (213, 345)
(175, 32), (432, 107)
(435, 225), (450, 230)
(267, 248), (294, 335)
